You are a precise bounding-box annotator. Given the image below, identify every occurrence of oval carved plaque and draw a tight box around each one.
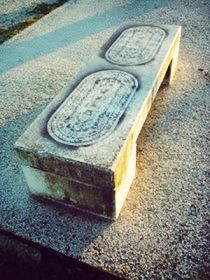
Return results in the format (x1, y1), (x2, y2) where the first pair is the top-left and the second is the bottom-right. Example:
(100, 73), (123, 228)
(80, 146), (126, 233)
(47, 70), (138, 146)
(105, 25), (166, 65)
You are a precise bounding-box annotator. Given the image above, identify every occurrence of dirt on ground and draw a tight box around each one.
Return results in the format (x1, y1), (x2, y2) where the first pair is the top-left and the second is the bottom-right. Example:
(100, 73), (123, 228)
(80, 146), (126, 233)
(0, 0), (69, 44)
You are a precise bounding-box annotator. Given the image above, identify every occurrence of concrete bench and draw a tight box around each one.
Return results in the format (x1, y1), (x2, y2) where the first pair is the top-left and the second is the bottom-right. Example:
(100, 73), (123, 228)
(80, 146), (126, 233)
(15, 24), (181, 220)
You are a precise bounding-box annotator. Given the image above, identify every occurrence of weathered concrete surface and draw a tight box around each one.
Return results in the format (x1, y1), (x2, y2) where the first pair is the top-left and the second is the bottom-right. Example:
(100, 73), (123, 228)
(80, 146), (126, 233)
(15, 24), (181, 219)
(0, 0), (209, 279)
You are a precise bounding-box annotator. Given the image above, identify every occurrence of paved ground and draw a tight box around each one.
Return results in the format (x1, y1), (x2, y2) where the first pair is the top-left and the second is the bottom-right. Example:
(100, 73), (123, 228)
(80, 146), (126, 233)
(0, 0), (70, 43)
(0, 0), (69, 27)
(0, 0), (209, 279)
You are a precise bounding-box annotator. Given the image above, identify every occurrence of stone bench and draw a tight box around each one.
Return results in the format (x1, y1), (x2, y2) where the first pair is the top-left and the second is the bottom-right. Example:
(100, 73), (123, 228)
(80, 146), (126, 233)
(15, 24), (181, 220)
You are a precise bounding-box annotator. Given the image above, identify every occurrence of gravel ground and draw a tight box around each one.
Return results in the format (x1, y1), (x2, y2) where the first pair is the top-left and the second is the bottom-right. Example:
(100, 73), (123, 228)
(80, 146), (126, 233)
(0, 0), (69, 27)
(0, 0), (70, 43)
(0, 0), (209, 279)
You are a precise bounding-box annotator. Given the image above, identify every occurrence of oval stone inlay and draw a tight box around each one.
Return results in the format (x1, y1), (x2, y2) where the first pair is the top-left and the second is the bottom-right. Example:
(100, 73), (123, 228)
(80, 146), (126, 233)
(105, 25), (166, 65)
(47, 70), (138, 146)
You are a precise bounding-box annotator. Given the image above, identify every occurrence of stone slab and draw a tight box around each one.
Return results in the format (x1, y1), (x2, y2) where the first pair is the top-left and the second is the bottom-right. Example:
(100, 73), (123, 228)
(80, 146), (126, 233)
(15, 24), (181, 220)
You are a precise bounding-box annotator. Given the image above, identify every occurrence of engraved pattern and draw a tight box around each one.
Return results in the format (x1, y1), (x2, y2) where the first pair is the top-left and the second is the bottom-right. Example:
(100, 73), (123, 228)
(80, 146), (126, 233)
(47, 70), (138, 146)
(105, 26), (166, 65)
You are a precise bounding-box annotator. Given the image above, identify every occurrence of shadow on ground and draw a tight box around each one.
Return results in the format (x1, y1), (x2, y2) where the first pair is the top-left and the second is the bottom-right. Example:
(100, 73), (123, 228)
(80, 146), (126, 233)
(0, 232), (122, 280)
(0, 0), (171, 74)
(0, 0), (70, 44)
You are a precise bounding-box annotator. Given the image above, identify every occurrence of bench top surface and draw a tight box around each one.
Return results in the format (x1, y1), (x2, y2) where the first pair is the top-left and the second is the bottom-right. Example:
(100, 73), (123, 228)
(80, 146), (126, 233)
(15, 24), (181, 170)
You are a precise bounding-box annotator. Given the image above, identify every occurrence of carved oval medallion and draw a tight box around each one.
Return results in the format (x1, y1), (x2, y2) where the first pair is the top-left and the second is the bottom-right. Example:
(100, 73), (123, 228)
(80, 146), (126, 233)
(105, 25), (166, 65)
(47, 70), (138, 146)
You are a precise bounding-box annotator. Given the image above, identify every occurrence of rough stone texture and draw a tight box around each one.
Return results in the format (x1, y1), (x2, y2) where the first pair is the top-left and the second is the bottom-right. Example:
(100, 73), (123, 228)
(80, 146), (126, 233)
(15, 24), (181, 219)
(0, 0), (209, 279)
(47, 70), (138, 146)
(105, 25), (166, 66)
(0, 0), (67, 28)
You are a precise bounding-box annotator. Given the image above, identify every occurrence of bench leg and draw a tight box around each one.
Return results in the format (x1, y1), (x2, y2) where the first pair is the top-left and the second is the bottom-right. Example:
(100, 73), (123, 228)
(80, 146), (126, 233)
(168, 43), (180, 85)
(115, 143), (136, 219)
